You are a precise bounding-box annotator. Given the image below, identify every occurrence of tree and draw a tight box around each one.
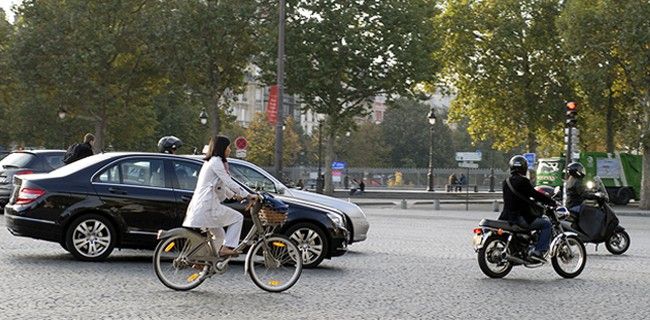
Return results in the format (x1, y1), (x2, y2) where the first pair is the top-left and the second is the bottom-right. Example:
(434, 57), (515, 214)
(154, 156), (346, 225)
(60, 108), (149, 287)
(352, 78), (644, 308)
(558, 0), (650, 209)
(156, 0), (267, 138)
(261, 0), (441, 193)
(335, 120), (389, 168)
(245, 113), (301, 167)
(438, 0), (572, 155)
(381, 99), (455, 168)
(0, 9), (14, 147)
(10, 0), (166, 151)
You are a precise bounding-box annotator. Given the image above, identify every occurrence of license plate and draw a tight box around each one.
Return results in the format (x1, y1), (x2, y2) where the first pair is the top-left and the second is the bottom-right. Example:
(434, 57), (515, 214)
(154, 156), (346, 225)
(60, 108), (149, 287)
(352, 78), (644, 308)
(472, 234), (483, 248)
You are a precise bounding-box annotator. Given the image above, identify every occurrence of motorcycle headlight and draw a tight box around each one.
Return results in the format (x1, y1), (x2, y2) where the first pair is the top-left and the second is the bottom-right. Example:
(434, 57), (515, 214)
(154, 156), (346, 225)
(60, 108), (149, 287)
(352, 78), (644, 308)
(327, 212), (345, 228)
(554, 207), (570, 220)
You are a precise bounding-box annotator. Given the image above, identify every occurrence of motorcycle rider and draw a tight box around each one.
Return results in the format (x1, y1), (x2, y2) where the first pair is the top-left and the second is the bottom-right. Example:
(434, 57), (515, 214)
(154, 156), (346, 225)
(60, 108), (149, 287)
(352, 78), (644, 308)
(565, 162), (599, 215)
(158, 136), (183, 154)
(499, 155), (557, 262)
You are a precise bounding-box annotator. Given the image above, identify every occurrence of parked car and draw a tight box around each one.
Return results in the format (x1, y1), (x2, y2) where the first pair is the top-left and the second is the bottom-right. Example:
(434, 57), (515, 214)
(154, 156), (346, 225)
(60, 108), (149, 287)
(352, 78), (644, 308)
(186, 156), (370, 245)
(0, 150), (65, 208)
(4, 152), (348, 267)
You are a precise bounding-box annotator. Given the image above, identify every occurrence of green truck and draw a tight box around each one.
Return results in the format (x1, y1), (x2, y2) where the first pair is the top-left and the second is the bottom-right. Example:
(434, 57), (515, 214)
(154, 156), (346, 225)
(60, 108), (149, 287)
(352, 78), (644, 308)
(536, 152), (642, 205)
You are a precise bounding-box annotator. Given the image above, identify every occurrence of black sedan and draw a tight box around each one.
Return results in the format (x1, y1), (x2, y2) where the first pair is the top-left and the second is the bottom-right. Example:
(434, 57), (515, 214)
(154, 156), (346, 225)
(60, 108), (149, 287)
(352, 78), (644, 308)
(0, 149), (65, 208)
(4, 152), (348, 268)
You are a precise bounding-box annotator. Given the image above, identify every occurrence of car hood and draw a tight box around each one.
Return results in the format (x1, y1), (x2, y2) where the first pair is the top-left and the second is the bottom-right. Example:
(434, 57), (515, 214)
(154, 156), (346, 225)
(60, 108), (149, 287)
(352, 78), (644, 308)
(285, 189), (367, 220)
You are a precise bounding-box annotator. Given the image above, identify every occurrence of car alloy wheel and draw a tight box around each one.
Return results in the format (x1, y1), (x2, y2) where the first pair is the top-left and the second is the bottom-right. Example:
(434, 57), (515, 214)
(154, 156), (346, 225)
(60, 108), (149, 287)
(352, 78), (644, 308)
(65, 214), (115, 261)
(287, 223), (327, 268)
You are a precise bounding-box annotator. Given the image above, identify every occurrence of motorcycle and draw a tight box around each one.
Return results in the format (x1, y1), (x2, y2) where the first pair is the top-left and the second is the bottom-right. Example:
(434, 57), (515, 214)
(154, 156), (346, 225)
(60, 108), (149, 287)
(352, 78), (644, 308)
(473, 204), (587, 279)
(537, 177), (630, 255)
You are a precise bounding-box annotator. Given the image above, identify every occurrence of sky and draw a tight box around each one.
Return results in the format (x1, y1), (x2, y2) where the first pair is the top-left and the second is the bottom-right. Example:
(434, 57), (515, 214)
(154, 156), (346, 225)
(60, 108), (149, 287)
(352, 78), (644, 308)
(0, 0), (20, 23)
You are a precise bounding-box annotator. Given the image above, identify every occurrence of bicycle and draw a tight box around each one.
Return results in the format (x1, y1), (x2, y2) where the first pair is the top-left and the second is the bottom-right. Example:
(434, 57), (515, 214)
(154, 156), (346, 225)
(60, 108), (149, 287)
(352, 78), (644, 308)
(153, 192), (302, 292)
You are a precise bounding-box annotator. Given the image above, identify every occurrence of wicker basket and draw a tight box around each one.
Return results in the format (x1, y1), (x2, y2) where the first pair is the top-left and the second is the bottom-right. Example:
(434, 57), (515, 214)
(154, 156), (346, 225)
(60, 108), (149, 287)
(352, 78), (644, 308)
(258, 207), (288, 226)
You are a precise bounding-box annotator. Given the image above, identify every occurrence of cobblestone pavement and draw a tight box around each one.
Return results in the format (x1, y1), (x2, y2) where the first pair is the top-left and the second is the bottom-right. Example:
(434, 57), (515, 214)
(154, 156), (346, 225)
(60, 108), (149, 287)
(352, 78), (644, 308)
(1, 209), (649, 320)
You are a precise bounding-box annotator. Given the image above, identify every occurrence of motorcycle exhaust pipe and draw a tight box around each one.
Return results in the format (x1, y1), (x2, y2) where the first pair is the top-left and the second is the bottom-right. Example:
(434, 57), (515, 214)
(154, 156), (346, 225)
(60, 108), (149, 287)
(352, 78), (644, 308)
(502, 253), (543, 267)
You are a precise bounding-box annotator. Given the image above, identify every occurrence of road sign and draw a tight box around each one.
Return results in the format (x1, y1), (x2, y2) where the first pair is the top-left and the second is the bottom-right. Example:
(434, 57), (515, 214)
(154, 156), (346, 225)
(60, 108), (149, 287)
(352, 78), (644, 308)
(458, 161), (479, 168)
(331, 161), (346, 170)
(523, 153), (536, 169)
(235, 149), (247, 158)
(234, 136), (248, 150)
(455, 152), (482, 162)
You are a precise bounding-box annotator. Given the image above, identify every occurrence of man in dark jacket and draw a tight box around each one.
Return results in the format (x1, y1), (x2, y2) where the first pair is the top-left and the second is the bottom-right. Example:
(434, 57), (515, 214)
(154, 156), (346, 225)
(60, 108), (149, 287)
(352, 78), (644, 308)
(63, 133), (95, 164)
(499, 155), (557, 262)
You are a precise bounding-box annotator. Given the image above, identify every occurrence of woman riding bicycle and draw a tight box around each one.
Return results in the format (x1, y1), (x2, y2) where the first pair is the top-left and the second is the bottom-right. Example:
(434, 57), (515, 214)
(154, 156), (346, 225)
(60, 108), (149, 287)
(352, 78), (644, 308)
(182, 135), (256, 257)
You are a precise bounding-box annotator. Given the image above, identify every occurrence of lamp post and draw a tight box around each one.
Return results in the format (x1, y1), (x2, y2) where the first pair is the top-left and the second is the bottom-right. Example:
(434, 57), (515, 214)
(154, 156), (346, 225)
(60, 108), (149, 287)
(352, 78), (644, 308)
(58, 108), (67, 149)
(427, 107), (436, 191)
(317, 121), (324, 194)
(199, 108), (208, 126)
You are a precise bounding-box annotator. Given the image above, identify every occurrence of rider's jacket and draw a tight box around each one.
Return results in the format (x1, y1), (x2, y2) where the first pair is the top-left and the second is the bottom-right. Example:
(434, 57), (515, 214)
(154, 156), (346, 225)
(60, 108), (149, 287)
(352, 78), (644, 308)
(499, 174), (556, 225)
(565, 176), (597, 209)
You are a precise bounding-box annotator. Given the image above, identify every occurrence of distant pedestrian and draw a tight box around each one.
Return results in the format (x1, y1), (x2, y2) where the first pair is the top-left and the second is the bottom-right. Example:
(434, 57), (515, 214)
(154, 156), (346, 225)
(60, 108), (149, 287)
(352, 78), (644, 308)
(458, 173), (467, 192)
(63, 133), (95, 165)
(350, 178), (359, 196)
(296, 179), (305, 190)
(359, 179), (365, 194)
(344, 175), (349, 189)
(448, 173), (458, 192)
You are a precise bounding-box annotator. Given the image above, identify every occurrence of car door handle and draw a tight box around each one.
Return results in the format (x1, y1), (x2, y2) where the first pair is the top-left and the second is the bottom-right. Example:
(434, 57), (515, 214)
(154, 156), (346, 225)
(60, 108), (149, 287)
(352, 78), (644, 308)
(181, 195), (192, 203)
(108, 187), (127, 195)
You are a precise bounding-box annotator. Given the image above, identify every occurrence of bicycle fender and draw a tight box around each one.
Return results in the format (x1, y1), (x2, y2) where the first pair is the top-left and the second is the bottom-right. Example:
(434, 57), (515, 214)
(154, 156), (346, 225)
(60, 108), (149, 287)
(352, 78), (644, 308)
(549, 232), (579, 256)
(157, 228), (203, 242)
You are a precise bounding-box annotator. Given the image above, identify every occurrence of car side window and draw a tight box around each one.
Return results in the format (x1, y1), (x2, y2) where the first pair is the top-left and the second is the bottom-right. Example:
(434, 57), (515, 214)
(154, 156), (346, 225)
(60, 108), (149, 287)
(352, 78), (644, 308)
(173, 161), (200, 191)
(229, 163), (277, 193)
(44, 155), (65, 170)
(95, 159), (166, 188)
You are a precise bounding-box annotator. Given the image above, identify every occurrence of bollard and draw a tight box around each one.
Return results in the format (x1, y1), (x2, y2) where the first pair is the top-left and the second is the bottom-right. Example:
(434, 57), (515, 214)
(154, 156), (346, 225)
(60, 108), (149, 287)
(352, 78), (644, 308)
(433, 199), (440, 211)
(400, 199), (407, 209)
(492, 200), (500, 212)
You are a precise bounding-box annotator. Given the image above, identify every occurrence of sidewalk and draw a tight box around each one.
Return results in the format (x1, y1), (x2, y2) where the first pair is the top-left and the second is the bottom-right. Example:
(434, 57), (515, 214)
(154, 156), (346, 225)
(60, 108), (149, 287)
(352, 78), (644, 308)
(339, 197), (650, 217)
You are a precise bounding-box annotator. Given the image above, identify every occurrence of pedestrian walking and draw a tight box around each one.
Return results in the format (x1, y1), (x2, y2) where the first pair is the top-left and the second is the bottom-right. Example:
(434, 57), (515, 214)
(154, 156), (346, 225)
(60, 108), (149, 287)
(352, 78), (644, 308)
(63, 133), (95, 165)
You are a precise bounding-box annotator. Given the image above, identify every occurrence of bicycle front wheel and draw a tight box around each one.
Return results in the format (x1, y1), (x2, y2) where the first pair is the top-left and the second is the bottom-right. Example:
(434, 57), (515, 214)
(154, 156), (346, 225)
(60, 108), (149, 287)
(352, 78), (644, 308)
(247, 235), (302, 292)
(153, 236), (208, 291)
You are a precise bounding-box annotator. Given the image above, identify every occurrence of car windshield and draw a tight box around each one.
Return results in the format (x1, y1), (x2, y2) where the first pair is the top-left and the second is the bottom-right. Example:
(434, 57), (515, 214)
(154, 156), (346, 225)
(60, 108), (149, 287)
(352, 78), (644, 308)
(0, 152), (35, 168)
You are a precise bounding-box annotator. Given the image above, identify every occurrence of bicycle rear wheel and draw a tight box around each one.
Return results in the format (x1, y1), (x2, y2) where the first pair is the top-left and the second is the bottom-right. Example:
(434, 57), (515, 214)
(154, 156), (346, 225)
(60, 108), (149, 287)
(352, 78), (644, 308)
(153, 235), (208, 291)
(247, 235), (302, 292)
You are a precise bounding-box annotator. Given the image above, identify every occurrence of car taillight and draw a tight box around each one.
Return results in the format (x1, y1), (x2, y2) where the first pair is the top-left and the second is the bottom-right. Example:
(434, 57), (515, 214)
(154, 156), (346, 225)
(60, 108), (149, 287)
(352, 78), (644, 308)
(473, 228), (483, 235)
(15, 187), (46, 205)
(15, 170), (34, 175)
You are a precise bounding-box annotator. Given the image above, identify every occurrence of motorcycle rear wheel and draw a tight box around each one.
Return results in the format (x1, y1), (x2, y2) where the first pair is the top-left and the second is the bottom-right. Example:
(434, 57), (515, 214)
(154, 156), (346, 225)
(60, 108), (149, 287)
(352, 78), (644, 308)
(551, 235), (586, 279)
(477, 236), (512, 278)
(605, 229), (630, 255)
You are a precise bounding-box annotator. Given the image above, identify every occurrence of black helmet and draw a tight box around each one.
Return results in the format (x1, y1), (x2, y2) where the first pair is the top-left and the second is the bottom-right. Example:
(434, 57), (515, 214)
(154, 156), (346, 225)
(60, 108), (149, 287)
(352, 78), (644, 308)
(509, 155), (528, 175)
(567, 162), (586, 178)
(158, 136), (183, 154)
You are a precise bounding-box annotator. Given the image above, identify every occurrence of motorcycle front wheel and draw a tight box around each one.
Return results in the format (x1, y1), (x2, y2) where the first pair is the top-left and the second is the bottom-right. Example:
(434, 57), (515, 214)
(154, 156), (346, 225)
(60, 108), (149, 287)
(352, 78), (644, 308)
(551, 235), (586, 278)
(477, 236), (512, 278)
(605, 229), (630, 255)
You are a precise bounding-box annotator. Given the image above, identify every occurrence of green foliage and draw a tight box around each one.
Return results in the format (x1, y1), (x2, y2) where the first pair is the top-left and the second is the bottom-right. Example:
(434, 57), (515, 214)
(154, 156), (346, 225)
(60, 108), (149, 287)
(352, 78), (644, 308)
(335, 121), (389, 168)
(245, 113), (301, 166)
(438, 0), (572, 155)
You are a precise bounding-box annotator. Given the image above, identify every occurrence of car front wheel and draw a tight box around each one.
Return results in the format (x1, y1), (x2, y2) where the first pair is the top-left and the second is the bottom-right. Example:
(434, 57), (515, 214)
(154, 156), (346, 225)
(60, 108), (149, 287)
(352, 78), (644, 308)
(65, 214), (116, 261)
(286, 223), (328, 268)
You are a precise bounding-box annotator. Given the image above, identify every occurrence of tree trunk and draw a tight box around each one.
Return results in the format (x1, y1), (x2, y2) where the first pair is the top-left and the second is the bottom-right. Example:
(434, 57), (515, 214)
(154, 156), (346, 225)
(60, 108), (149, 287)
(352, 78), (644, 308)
(94, 117), (107, 153)
(324, 131), (335, 195)
(210, 92), (221, 138)
(606, 88), (615, 153)
(526, 131), (537, 154)
(639, 94), (650, 210)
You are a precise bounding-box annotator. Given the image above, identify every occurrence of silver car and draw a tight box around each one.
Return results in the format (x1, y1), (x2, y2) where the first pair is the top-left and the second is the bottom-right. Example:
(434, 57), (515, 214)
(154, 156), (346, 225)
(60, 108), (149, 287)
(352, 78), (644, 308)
(224, 158), (370, 245)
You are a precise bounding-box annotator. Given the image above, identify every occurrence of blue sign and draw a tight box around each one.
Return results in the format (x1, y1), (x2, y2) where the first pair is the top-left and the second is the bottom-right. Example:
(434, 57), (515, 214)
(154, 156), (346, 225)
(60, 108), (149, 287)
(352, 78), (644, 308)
(523, 153), (536, 169)
(331, 161), (347, 170)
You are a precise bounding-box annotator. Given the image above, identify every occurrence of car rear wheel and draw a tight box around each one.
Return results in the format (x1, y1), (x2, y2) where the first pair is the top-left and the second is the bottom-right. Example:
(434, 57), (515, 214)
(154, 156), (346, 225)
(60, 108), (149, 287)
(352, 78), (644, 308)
(65, 214), (116, 261)
(286, 223), (328, 268)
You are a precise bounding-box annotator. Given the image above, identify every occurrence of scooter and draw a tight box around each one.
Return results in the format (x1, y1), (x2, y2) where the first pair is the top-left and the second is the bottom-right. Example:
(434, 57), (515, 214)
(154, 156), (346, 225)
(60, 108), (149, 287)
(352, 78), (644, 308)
(538, 177), (630, 255)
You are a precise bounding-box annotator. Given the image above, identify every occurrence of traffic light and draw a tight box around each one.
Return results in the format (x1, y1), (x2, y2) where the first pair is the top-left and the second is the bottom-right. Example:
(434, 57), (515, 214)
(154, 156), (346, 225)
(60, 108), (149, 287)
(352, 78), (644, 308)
(566, 101), (578, 127)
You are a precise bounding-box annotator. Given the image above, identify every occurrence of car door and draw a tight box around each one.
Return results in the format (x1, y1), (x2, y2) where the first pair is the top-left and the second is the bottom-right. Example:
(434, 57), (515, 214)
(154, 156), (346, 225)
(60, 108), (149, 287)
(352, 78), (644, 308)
(92, 157), (178, 234)
(170, 159), (253, 236)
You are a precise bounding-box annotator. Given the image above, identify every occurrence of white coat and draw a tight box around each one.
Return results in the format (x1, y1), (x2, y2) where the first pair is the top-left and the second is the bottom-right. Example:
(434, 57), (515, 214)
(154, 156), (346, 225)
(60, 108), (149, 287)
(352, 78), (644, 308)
(182, 156), (249, 228)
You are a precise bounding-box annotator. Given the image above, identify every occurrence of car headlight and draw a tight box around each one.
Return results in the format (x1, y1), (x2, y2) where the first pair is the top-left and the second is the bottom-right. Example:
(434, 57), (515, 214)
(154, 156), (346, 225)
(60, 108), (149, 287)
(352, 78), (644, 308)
(327, 212), (345, 228)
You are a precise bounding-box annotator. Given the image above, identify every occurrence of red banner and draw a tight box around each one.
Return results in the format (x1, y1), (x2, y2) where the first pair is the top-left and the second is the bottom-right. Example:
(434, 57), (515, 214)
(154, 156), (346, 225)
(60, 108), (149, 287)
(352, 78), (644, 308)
(266, 85), (278, 125)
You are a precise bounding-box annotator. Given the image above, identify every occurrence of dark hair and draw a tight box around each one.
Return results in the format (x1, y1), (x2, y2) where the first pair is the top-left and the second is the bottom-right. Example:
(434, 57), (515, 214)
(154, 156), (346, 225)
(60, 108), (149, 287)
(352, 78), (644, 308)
(204, 135), (230, 162)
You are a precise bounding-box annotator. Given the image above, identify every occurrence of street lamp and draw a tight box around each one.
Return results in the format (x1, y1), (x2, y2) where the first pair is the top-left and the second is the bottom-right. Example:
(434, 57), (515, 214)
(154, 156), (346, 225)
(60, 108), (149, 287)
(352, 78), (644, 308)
(58, 108), (67, 120)
(58, 108), (67, 148)
(427, 107), (436, 192)
(199, 108), (208, 125)
(317, 121), (324, 194)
